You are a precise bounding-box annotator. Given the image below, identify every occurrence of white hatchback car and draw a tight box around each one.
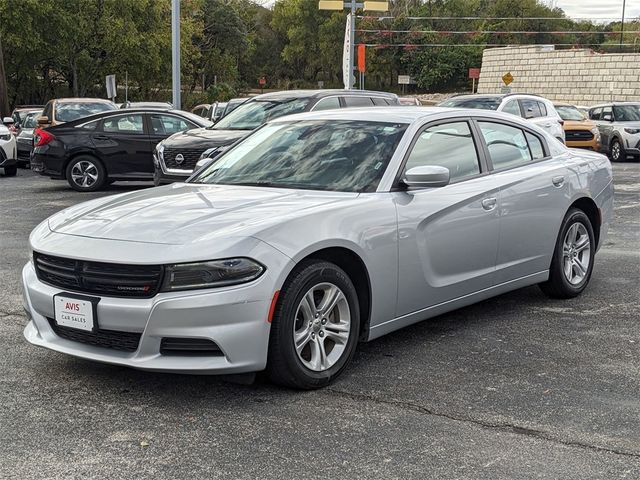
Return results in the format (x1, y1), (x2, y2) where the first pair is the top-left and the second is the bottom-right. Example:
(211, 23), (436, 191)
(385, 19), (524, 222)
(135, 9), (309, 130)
(0, 122), (18, 176)
(439, 94), (566, 143)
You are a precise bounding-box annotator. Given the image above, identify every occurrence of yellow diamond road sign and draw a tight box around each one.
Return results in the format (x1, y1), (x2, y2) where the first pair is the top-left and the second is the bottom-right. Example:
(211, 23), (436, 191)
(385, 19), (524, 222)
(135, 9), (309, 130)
(502, 72), (514, 86)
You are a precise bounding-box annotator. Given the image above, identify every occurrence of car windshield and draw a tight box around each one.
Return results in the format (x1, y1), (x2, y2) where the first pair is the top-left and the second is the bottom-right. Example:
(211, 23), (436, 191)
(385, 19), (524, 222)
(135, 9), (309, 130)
(55, 102), (115, 122)
(439, 97), (502, 110)
(193, 120), (408, 192)
(23, 111), (42, 128)
(555, 105), (585, 121)
(613, 105), (640, 122)
(212, 98), (311, 131)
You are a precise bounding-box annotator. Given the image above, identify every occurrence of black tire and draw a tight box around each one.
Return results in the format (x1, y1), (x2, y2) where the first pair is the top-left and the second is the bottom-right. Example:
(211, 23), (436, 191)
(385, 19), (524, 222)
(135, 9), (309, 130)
(610, 138), (625, 162)
(539, 208), (595, 299)
(2, 165), (17, 176)
(267, 260), (360, 389)
(65, 155), (106, 192)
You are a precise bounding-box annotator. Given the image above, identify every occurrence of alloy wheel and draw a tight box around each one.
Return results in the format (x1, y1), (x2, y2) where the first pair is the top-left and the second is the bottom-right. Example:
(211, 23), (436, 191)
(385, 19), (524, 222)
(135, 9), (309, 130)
(562, 222), (591, 285)
(293, 282), (351, 372)
(611, 141), (621, 161)
(71, 160), (99, 188)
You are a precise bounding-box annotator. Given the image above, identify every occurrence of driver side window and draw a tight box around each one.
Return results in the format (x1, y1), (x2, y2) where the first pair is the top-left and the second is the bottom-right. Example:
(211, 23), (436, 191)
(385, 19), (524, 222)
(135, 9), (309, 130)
(406, 122), (481, 182)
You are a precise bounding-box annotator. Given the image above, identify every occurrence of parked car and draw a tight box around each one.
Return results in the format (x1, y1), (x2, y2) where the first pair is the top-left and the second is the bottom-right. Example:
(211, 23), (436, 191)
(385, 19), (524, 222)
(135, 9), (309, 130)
(30, 109), (212, 191)
(37, 98), (117, 128)
(192, 102), (228, 122)
(154, 89), (400, 185)
(15, 110), (42, 167)
(0, 123), (17, 176)
(121, 101), (173, 109)
(438, 94), (565, 143)
(222, 97), (247, 116)
(554, 104), (600, 151)
(399, 97), (422, 106)
(11, 105), (44, 135)
(23, 107), (613, 388)
(588, 103), (640, 162)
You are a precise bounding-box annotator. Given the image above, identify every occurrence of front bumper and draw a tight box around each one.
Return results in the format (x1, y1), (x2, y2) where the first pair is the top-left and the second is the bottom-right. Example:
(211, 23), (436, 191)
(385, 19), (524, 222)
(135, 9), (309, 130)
(22, 256), (284, 374)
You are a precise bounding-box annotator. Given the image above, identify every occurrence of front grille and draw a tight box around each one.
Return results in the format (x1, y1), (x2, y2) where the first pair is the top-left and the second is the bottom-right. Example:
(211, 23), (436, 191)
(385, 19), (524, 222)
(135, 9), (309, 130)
(17, 149), (31, 160)
(163, 147), (206, 170)
(565, 130), (594, 142)
(160, 338), (224, 356)
(34, 253), (164, 298)
(48, 318), (141, 352)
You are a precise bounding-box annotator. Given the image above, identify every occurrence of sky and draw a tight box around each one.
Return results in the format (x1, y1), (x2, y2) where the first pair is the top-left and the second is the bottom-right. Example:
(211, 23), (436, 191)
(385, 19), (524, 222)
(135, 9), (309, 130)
(553, 0), (640, 21)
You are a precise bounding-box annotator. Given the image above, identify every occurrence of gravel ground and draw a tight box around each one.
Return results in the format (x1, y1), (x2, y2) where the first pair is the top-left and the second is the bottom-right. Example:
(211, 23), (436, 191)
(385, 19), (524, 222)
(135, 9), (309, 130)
(1, 165), (639, 479)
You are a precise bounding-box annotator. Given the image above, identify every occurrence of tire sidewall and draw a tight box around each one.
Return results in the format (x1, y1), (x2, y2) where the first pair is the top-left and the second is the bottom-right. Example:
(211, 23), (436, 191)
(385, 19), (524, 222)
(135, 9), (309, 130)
(270, 261), (360, 387)
(66, 156), (106, 192)
(553, 209), (595, 295)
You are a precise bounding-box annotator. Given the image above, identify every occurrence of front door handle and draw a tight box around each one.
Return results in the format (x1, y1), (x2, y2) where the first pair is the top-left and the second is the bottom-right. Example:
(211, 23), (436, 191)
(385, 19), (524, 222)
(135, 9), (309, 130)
(481, 197), (497, 211)
(552, 176), (565, 187)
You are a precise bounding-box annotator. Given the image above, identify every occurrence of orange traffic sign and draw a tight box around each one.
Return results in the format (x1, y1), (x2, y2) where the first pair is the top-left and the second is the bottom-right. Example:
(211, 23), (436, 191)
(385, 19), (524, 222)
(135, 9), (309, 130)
(502, 72), (514, 86)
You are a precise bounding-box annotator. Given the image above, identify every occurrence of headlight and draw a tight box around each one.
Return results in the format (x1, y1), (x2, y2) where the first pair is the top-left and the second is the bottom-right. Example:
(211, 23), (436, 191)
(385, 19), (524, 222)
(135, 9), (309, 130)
(0, 133), (10, 141)
(156, 142), (164, 159)
(199, 145), (231, 161)
(199, 147), (218, 160)
(624, 128), (640, 135)
(160, 258), (265, 291)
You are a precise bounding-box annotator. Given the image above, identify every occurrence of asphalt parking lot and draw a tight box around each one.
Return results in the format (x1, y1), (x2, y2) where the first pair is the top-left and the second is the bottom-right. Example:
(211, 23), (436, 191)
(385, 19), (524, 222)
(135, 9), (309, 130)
(1, 165), (639, 479)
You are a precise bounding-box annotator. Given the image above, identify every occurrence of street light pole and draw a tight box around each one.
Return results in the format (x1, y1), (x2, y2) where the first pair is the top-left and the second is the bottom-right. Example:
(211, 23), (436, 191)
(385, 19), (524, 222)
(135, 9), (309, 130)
(171, 0), (181, 109)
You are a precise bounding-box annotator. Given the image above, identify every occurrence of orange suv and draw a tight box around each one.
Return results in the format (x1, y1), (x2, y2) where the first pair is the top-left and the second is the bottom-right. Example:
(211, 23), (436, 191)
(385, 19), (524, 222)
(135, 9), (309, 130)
(554, 104), (601, 151)
(37, 98), (117, 128)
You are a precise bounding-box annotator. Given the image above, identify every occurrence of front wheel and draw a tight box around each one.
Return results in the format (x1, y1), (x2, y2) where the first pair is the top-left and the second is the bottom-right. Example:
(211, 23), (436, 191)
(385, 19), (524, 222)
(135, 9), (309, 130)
(539, 208), (595, 299)
(610, 138), (625, 162)
(66, 156), (106, 192)
(267, 260), (360, 389)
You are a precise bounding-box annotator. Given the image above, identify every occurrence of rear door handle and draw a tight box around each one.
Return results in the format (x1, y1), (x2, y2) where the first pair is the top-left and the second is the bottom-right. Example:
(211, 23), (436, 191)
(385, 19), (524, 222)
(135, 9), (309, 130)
(481, 197), (497, 211)
(552, 176), (565, 187)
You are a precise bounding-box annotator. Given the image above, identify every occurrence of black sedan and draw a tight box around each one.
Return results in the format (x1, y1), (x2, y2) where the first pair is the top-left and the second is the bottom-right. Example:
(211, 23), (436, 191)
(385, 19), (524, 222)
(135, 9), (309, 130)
(31, 109), (212, 191)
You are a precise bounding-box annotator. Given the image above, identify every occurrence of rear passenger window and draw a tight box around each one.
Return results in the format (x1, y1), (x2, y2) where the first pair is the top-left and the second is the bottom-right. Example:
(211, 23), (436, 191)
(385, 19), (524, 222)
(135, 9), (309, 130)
(312, 97), (341, 111)
(520, 99), (542, 119)
(590, 108), (601, 120)
(525, 132), (545, 159)
(537, 102), (547, 116)
(502, 100), (521, 116)
(343, 96), (374, 107)
(479, 122), (532, 170)
(371, 97), (389, 106)
(406, 122), (480, 182)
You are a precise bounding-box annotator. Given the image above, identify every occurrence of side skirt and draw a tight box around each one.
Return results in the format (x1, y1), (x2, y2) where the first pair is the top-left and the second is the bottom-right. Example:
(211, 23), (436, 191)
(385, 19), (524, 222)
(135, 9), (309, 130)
(367, 270), (549, 341)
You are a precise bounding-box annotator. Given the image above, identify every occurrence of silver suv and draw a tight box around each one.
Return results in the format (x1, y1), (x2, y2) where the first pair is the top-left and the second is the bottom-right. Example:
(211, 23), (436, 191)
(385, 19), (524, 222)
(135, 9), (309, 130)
(589, 103), (640, 162)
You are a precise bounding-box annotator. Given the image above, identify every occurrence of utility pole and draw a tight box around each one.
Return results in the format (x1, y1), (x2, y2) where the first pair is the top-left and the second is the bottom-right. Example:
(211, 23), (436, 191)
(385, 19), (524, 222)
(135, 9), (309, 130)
(319, 0), (388, 90)
(619, 0), (626, 52)
(0, 34), (9, 117)
(171, 0), (181, 109)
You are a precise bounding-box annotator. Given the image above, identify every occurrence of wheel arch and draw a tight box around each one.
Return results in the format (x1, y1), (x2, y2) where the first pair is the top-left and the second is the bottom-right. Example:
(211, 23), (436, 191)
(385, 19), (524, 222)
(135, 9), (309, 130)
(569, 196), (601, 248)
(295, 246), (372, 342)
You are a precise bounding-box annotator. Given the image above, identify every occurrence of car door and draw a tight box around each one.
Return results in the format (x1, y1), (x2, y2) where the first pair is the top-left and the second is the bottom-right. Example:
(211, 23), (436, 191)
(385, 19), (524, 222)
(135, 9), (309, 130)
(92, 113), (151, 177)
(476, 119), (569, 283)
(147, 113), (197, 150)
(393, 120), (500, 316)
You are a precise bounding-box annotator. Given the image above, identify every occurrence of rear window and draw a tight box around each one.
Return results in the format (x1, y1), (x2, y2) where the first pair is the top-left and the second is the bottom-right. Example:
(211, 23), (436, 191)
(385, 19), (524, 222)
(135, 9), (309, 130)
(343, 96), (374, 107)
(55, 102), (115, 123)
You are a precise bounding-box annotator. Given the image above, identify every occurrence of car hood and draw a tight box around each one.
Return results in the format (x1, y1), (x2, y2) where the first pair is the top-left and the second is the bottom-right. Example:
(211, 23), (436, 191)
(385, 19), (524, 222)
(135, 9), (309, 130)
(563, 120), (595, 129)
(47, 183), (358, 245)
(163, 127), (250, 149)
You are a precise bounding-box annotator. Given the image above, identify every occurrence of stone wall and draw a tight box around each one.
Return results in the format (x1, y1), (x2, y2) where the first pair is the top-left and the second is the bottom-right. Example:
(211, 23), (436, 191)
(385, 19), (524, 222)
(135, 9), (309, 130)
(477, 46), (640, 105)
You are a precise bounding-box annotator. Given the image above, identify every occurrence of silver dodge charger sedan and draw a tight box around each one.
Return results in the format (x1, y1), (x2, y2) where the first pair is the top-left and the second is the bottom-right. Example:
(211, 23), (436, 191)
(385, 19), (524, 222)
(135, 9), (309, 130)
(22, 108), (613, 389)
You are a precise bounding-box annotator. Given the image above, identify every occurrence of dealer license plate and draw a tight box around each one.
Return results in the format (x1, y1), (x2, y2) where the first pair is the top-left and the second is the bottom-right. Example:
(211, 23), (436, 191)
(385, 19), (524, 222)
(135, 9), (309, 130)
(54, 294), (96, 332)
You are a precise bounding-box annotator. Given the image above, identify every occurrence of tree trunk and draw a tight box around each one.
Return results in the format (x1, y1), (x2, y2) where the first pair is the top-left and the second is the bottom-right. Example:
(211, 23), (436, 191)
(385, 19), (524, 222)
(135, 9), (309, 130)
(0, 34), (10, 117)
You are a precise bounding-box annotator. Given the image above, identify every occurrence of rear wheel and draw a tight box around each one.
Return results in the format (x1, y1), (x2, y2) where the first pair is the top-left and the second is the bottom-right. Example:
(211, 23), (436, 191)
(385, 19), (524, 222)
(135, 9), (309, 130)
(539, 208), (595, 299)
(610, 138), (625, 162)
(267, 260), (360, 389)
(66, 156), (106, 192)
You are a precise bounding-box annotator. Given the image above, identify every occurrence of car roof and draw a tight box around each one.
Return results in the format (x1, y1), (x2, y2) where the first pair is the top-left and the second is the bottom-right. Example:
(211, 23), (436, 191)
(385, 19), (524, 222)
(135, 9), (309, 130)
(51, 98), (115, 104)
(590, 102), (640, 108)
(53, 108), (203, 127)
(250, 89), (397, 102)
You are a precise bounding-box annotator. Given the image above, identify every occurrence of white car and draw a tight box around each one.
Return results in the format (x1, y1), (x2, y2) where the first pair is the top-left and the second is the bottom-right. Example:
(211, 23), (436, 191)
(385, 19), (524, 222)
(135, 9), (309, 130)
(0, 122), (18, 176)
(439, 94), (566, 143)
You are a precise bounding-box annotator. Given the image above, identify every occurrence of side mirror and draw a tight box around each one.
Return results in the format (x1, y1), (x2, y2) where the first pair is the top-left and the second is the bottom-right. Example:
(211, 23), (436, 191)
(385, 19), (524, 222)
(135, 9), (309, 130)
(602, 114), (612, 122)
(37, 115), (50, 126)
(194, 157), (215, 171)
(2, 116), (14, 125)
(403, 165), (450, 189)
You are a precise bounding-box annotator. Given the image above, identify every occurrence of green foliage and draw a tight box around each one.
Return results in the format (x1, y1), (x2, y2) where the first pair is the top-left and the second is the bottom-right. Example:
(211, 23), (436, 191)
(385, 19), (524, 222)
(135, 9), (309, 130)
(207, 82), (237, 102)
